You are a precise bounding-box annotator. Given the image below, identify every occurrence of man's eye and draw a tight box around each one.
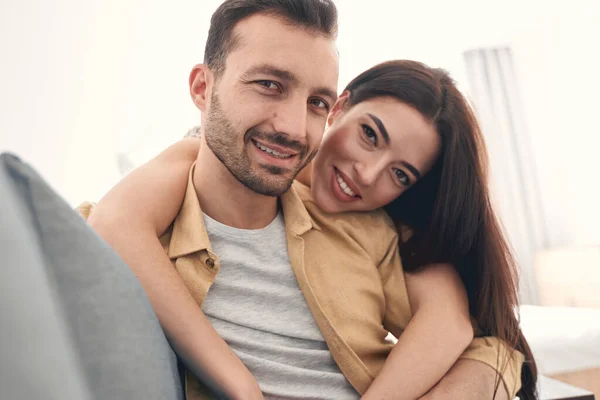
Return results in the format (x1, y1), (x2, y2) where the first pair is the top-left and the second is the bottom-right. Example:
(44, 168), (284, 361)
(309, 98), (329, 111)
(256, 80), (279, 90)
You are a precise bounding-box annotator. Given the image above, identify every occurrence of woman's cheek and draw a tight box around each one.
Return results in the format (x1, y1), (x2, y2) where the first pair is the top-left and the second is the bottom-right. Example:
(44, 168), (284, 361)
(371, 186), (400, 210)
(329, 126), (350, 147)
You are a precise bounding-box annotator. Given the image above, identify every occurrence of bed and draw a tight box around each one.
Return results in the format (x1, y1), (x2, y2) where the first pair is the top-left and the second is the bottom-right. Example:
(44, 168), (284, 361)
(520, 305), (600, 396)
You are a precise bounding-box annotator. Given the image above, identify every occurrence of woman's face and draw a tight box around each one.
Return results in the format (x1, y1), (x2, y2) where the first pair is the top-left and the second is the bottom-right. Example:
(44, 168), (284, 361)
(311, 94), (442, 213)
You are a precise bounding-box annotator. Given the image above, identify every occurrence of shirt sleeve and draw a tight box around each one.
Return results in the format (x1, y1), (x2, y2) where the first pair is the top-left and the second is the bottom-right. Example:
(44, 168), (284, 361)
(378, 226), (413, 338)
(75, 201), (96, 220)
(459, 336), (525, 399)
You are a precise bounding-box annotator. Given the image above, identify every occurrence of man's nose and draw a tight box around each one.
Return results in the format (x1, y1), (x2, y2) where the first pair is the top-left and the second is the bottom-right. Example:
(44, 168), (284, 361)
(271, 96), (309, 144)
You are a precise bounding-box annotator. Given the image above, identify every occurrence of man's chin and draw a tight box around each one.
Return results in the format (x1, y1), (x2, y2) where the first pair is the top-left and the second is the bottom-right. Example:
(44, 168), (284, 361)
(235, 173), (296, 197)
(249, 180), (295, 197)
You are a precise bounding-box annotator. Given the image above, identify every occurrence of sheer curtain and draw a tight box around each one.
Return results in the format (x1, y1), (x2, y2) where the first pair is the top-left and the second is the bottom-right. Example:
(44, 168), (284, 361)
(463, 47), (548, 304)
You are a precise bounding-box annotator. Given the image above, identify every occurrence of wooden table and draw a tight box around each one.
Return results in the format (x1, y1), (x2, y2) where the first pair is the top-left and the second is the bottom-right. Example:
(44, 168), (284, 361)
(539, 376), (595, 400)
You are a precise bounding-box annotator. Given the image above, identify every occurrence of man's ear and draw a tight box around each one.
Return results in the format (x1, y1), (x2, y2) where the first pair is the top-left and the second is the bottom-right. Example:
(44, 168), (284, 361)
(327, 90), (350, 127)
(189, 64), (214, 112)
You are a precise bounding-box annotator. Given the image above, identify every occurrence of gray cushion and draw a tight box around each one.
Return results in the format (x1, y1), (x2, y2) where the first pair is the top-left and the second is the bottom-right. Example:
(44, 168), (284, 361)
(0, 153), (183, 400)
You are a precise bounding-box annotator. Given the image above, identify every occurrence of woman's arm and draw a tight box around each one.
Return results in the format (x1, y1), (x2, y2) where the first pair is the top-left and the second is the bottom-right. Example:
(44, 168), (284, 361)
(362, 263), (473, 400)
(87, 138), (263, 400)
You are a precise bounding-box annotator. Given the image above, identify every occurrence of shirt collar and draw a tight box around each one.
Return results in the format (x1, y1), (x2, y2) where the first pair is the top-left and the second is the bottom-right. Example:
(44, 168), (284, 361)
(167, 163), (211, 259)
(281, 182), (321, 236)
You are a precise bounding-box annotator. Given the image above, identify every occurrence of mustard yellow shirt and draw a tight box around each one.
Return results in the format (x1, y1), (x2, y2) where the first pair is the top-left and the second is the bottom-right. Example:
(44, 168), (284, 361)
(78, 164), (524, 399)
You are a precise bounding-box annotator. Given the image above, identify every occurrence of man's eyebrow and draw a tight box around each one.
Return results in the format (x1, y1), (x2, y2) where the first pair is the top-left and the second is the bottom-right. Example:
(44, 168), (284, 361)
(243, 64), (337, 104)
(314, 87), (338, 104)
(243, 64), (297, 82)
(401, 161), (421, 180)
(367, 113), (390, 145)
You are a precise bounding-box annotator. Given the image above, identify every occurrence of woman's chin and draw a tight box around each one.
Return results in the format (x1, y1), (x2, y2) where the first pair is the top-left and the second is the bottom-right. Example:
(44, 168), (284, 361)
(311, 189), (340, 214)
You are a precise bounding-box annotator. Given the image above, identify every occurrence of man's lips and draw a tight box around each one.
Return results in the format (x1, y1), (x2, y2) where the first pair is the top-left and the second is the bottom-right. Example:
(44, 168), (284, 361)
(251, 139), (299, 157)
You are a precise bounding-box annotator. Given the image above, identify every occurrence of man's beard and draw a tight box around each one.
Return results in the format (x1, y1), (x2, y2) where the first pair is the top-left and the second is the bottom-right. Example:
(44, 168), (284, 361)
(204, 93), (317, 197)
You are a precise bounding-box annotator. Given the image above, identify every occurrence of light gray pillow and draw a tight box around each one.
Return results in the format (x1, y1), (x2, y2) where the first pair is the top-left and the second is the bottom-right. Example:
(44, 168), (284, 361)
(0, 153), (183, 400)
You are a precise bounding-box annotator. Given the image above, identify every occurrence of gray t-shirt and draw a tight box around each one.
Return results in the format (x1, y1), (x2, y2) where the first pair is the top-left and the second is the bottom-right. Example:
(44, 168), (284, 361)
(202, 211), (359, 400)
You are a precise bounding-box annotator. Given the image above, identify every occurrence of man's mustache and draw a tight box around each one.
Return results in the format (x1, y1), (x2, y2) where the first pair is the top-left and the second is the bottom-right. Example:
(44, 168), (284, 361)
(245, 129), (307, 154)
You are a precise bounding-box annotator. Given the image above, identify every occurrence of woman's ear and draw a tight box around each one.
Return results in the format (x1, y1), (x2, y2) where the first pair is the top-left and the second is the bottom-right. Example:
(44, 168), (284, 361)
(327, 90), (350, 127)
(189, 64), (214, 112)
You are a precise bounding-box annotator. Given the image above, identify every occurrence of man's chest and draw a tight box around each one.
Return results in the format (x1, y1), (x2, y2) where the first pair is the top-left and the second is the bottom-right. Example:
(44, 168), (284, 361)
(202, 220), (324, 341)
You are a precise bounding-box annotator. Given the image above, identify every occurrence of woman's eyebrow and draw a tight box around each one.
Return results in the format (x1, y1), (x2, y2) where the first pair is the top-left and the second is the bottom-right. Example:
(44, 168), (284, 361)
(367, 113), (390, 145)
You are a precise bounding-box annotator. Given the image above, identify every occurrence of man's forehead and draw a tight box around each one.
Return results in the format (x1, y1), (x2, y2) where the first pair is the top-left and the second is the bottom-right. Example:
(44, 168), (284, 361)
(225, 14), (339, 93)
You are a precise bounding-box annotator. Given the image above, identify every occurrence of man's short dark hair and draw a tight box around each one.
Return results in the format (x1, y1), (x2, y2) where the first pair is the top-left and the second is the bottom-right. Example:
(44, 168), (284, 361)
(204, 0), (338, 76)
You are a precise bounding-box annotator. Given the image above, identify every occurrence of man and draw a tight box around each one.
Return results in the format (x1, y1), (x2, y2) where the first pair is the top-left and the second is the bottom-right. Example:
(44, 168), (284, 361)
(90, 1), (340, 397)
(1, 0), (519, 399)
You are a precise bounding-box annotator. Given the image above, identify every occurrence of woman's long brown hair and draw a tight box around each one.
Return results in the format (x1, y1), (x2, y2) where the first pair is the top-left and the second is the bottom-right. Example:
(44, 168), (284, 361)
(344, 60), (538, 399)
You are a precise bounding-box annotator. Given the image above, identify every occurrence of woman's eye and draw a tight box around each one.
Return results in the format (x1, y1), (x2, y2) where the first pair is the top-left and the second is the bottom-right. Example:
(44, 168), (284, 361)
(394, 169), (410, 186)
(257, 80), (279, 90)
(362, 125), (377, 145)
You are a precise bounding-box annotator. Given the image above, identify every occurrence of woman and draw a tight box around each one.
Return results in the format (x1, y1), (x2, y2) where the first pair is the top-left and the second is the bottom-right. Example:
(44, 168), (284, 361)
(83, 60), (537, 399)
(304, 60), (538, 399)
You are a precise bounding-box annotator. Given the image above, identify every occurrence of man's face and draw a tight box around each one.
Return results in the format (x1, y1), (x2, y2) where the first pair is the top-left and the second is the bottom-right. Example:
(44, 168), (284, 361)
(204, 14), (339, 197)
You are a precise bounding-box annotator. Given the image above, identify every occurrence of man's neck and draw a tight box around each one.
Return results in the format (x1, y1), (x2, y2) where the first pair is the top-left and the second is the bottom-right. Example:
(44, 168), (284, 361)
(193, 137), (279, 229)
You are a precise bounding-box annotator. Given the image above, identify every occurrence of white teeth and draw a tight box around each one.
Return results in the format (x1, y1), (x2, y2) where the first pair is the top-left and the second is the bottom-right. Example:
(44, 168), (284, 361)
(335, 170), (356, 197)
(254, 141), (292, 159)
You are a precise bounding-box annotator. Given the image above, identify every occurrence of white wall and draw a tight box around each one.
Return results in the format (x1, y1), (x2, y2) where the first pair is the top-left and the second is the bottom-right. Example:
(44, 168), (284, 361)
(1, 0), (599, 249)
(511, 4), (600, 247)
(0, 0), (221, 204)
(1, 1), (113, 204)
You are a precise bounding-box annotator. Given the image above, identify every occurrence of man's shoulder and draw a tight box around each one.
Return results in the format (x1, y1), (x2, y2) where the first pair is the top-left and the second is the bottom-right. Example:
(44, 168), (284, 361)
(75, 201), (96, 221)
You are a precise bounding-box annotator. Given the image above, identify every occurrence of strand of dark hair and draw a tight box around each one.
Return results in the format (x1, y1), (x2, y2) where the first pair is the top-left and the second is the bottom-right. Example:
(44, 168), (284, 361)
(205, 0), (337, 75)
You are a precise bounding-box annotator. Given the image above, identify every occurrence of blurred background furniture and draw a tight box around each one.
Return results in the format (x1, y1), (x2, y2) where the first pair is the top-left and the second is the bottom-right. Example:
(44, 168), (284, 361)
(521, 305), (600, 397)
(539, 376), (595, 400)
